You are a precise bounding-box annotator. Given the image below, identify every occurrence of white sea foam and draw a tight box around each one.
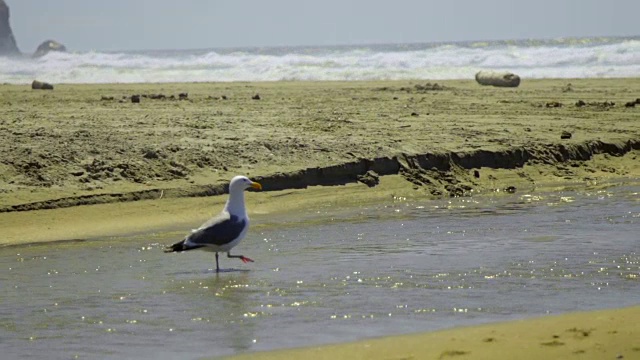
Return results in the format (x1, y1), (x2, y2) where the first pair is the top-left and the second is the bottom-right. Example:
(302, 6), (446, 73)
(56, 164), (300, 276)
(1, 37), (638, 84)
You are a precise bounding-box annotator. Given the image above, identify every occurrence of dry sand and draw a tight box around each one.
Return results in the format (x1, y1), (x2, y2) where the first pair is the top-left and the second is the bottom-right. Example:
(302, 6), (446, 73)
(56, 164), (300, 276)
(1, 78), (639, 358)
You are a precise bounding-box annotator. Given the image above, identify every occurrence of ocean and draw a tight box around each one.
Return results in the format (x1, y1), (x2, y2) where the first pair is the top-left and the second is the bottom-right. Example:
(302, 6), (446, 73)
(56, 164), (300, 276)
(1, 36), (638, 84)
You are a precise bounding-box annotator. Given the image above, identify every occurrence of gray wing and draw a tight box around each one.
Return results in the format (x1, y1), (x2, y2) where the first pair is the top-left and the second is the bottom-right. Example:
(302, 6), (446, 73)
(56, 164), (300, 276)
(185, 212), (247, 246)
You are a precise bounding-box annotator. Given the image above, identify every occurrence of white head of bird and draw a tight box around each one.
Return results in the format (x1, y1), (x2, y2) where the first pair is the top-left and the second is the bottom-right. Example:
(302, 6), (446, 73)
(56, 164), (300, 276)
(225, 176), (262, 215)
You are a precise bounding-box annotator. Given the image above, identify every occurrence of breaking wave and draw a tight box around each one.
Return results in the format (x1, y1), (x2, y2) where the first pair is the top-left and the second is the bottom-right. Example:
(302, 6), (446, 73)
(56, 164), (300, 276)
(1, 37), (638, 84)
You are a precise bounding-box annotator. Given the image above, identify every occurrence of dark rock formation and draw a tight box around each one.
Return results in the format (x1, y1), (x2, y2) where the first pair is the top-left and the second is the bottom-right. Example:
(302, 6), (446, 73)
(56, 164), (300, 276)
(475, 71), (521, 87)
(0, 0), (20, 56)
(33, 39), (67, 58)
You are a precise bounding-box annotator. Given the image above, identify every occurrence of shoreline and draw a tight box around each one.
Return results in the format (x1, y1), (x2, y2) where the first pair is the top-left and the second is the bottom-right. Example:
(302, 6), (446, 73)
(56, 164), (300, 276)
(1, 165), (638, 247)
(220, 305), (640, 360)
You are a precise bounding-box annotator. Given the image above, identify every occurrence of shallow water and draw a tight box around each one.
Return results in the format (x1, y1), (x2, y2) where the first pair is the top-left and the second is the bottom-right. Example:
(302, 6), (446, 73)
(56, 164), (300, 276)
(1, 185), (639, 359)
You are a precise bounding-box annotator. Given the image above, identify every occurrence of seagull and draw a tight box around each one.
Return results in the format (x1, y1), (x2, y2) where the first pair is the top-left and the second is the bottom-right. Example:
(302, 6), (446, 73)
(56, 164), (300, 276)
(164, 175), (262, 272)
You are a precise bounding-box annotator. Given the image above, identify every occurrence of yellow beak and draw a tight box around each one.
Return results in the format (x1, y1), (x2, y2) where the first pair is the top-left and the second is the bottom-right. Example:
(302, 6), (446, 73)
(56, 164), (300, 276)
(250, 182), (262, 191)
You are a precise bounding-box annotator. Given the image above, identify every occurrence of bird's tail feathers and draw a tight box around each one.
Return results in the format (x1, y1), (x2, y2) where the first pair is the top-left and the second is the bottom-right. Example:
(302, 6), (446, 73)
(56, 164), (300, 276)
(164, 240), (203, 253)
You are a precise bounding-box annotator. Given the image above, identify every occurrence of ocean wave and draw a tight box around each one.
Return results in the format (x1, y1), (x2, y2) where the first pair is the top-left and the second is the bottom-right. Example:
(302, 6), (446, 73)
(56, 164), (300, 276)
(1, 37), (638, 84)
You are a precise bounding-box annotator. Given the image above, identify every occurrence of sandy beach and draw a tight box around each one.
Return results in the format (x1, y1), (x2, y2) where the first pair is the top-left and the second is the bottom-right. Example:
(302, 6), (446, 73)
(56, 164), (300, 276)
(1, 78), (639, 244)
(1, 78), (639, 358)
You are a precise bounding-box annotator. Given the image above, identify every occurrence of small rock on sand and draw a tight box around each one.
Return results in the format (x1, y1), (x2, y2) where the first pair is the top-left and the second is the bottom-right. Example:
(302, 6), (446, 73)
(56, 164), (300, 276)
(624, 99), (639, 108)
(357, 170), (380, 187)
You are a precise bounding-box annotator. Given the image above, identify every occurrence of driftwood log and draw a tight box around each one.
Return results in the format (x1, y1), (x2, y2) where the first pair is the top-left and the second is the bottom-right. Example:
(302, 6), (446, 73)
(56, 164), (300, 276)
(32, 80), (54, 90)
(475, 71), (520, 87)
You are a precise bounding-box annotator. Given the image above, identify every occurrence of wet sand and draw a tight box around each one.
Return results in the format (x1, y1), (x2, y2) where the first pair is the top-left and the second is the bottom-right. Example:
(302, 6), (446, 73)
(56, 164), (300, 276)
(1, 78), (639, 358)
(222, 306), (640, 360)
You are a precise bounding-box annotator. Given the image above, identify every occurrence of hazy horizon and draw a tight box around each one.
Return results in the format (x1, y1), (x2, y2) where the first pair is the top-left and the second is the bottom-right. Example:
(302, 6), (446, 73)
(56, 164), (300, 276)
(6, 0), (640, 53)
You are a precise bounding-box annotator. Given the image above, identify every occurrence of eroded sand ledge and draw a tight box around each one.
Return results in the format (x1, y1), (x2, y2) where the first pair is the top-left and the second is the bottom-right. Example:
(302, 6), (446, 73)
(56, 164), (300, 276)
(1, 138), (639, 213)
